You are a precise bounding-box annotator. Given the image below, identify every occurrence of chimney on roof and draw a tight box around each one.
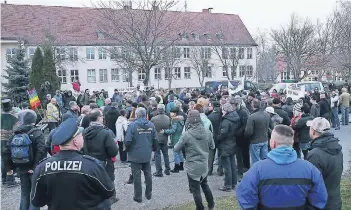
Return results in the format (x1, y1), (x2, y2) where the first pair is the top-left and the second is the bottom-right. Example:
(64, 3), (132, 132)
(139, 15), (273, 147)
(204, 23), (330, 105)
(123, 1), (132, 9)
(202, 8), (213, 13)
(4, 0), (7, 4)
(152, 1), (159, 10)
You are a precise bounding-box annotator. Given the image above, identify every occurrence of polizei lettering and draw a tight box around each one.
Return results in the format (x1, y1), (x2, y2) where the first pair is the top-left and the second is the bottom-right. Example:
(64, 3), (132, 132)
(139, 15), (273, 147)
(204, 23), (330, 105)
(45, 161), (82, 172)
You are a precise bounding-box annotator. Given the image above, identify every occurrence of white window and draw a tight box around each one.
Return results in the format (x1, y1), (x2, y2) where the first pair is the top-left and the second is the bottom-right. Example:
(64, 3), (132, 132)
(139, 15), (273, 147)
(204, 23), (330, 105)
(110, 47), (118, 60)
(201, 47), (211, 59)
(86, 48), (95, 60)
(57, 70), (67, 84)
(154, 68), (161, 80)
(222, 66), (228, 77)
(183, 47), (190, 58)
(230, 48), (236, 59)
(138, 69), (146, 81)
(172, 47), (181, 58)
(28, 48), (35, 59)
(122, 69), (128, 82)
(247, 48), (253, 59)
(246, 65), (253, 77)
(70, 70), (79, 83)
(111, 68), (120, 82)
(99, 69), (108, 82)
(222, 47), (228, 59)
(164, 67), (171, 80)
(6, 48), (17, 61)
(239, 65), (246, 77)
(98, 48), (107, 60)
(184, 67), (191, 79)
(205, 66), (212, 78)
(238, 48), (245, 59)
(56, 48), (66, 61)
(87, 69), (96, 83)
(281, 72), (288, 80)
(174, 67), (181, 79)
(231, 66), (237, 78)
(69, 48), (78, 61)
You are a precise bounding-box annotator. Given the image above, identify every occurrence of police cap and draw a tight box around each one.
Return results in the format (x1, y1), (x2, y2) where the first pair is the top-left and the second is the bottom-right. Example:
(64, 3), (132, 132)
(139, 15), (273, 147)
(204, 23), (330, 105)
(52, 118), (83, 145)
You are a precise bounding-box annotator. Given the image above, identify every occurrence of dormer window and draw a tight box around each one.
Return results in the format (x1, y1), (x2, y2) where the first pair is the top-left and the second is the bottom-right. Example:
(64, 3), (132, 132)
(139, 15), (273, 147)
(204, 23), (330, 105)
(216, 33), (224, 40)
(191, 32), (199, 40)
(204, 33), (212, 40)
(97, 30), (105, 39)
(179, 32), (188, 40)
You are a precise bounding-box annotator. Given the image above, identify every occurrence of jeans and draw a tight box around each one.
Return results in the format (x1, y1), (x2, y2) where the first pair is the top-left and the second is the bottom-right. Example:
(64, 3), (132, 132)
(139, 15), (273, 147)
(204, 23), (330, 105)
(187, 175), (215, 210)
(341, 106), (349, 125)
(20, 173), (39, 210)
(250, 142), (268, 164)
(173, 151), (183, 164)
(332, 107), (340, 128)
(220, 154), (237, 188)
(155, 143), (170, 173)
(131, 162), (152, 201)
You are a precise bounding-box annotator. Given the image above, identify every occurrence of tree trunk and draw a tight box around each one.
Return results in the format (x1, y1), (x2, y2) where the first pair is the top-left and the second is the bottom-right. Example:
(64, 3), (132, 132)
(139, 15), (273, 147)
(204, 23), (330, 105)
(143, 68), (150, 86)
(168, 79), (172, 90)
(128, 71), (133, 87)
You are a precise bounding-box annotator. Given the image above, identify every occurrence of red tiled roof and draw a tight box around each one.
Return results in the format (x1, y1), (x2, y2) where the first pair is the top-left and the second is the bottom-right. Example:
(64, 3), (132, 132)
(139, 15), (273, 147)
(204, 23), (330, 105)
(1, 4), (257, 46)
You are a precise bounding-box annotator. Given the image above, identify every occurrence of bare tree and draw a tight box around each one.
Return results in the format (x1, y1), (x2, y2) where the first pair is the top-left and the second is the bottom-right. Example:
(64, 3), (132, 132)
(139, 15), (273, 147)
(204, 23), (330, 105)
(331, 0), (351, 84)
(158, 46), (182, 89)
(95, 0), (187, 86)
(255, 31), (277, 82)
(271, 14), (318, 80)
(188, 47), (211, 87)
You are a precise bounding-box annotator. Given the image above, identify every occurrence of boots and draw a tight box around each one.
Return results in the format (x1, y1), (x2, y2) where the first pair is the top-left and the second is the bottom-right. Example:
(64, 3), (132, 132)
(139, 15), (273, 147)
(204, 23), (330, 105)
(126, 174), (133, 184)
(170, 164), (180, 173)
(179, 162), (184, 171)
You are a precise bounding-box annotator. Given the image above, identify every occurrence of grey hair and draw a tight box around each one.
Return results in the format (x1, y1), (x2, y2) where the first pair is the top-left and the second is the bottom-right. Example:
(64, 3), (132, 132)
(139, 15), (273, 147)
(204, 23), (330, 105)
(136, 107), (146, 117)
(267, 99), (273, 107)
(157, 104), (165, 110)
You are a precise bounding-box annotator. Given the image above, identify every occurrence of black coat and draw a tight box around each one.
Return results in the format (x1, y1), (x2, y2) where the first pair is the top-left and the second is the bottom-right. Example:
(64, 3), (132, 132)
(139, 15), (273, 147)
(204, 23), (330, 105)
(274, 107), (291, 126)
(105, 107), (119, 135)
(292, 113), (314, 143)
(306, 133), (343, 210)
(217, 111), (240, 157)
(82, 125), (118, 161)
(235, 106), (250, 147)
(319, 98), (331, 120)
(207, 110), (222, 145)
(244, 109), (273, 144)
(63, 94), (76, 109)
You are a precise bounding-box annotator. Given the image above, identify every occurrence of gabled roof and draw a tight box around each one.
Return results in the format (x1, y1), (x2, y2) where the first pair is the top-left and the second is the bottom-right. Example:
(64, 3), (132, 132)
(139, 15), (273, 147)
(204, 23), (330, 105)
(1, 4), (257, 46)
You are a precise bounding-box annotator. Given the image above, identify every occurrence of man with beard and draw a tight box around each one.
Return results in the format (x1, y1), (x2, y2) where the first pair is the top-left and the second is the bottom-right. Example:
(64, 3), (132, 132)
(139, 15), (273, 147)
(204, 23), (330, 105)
(245, 93), (255, 113)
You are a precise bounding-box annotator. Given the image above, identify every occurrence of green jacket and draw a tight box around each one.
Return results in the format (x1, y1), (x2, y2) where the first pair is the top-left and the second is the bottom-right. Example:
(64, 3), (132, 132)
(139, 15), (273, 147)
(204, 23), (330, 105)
(165, 116), (184, 146)
(97, 99), (105, 107)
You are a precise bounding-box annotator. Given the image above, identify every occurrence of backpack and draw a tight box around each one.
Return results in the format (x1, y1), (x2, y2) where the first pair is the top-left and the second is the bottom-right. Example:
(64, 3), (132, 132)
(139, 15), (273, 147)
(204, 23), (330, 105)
(10, 129), (36, 164)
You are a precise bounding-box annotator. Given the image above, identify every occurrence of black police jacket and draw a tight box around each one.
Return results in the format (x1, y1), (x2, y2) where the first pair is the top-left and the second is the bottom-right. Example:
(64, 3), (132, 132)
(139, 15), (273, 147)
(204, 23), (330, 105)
(31, 150), (114, 210)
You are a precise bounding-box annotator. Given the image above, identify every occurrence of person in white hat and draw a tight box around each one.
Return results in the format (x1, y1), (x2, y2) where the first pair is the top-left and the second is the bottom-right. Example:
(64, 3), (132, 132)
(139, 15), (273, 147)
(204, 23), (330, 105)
(306, 117), (343, 210)
(265, 107), (283, 127)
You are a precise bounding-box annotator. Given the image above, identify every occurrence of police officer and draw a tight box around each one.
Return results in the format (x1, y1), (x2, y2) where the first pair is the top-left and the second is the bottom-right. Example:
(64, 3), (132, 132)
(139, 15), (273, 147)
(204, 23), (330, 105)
(31, 118), (115, 209)
(125, 107), (158, 203)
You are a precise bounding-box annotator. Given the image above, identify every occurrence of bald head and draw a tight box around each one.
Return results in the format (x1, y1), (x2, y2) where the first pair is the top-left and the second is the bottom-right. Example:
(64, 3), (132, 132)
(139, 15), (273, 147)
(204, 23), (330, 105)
(270, 125), (294, 148)
(51, 98), (57, 104)
(105, 98), (111, 105)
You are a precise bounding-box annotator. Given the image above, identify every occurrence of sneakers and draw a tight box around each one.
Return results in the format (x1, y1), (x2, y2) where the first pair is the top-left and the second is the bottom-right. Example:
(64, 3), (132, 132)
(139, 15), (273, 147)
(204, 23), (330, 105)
(153, 172), (163, 177)
(164, 170), (170, 175)
(170, 164), (180, 173)
(133, 197), (142, 203)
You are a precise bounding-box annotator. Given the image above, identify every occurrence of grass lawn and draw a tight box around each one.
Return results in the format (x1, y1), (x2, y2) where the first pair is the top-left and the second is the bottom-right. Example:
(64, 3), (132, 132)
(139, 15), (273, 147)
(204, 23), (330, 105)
(168, 178), (351, 210)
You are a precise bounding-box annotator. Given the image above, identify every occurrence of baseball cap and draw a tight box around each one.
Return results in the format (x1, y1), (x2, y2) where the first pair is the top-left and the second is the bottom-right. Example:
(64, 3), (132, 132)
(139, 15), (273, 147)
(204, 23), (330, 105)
(52, 118), (84, 145)
(265, 107), (276, 115)
(307, 117), (331, 133)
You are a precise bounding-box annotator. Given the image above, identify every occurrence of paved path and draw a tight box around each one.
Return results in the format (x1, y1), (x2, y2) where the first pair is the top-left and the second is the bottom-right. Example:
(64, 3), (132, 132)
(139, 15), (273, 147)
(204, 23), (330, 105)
(1, 125), (351, 210)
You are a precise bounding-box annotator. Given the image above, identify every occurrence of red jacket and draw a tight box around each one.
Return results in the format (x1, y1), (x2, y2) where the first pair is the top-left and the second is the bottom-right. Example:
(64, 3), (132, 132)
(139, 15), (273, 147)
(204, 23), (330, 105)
(72, 82), (80, 92)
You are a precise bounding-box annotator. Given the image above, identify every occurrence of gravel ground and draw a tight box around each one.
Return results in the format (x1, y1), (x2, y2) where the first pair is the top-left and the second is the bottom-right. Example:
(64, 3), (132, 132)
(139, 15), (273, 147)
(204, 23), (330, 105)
(1, 150), (234, 210)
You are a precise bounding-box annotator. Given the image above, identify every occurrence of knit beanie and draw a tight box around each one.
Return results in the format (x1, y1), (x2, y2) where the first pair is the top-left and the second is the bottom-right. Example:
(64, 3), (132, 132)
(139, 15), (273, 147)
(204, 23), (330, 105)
(22, 110), (37, 125)
(187, 110), (201, 124)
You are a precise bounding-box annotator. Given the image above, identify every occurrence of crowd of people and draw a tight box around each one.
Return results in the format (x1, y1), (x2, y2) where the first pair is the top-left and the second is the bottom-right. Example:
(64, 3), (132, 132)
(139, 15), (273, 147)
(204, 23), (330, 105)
(1, 84), (350, 210)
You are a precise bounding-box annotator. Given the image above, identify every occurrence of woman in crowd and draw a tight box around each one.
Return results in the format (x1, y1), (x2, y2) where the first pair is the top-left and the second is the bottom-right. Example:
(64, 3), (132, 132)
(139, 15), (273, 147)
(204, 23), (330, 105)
(116, 109), (128, 163)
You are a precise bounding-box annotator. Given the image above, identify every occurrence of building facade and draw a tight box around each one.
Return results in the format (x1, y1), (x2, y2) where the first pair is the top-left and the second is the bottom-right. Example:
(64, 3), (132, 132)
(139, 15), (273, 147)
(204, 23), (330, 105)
(1, 4), (257, 92)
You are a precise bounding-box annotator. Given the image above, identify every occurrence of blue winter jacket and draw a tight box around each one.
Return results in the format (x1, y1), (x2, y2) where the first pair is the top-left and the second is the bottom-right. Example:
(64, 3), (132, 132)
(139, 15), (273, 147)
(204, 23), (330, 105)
(236, 146), (328, 210)
(125, 117), (158, 163)
(166, 101), (175, 115)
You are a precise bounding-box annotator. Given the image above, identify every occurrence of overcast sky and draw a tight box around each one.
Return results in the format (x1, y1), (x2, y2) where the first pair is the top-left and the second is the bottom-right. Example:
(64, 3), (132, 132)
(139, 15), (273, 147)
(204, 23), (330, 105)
(4, 0), (336, 36)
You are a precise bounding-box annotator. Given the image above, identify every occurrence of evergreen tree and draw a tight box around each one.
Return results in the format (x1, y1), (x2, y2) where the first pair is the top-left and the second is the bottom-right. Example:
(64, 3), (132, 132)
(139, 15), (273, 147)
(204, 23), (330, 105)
(2, 46), (30, 106)
(29, 47), (44, 93)
(42, 47), (60, 95)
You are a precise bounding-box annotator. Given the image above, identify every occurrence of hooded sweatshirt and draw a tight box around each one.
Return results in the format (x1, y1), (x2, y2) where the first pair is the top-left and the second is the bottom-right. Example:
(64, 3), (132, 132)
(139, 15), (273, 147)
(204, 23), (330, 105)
(174, 122), (215, 181)
(236, 146), (328, 210)
(82, 122), (118, 161)
(306, 133), (343, 210)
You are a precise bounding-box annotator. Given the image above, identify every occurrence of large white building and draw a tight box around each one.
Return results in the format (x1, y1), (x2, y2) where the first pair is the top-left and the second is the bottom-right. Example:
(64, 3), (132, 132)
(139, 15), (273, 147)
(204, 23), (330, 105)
(1, 3), (257, 92)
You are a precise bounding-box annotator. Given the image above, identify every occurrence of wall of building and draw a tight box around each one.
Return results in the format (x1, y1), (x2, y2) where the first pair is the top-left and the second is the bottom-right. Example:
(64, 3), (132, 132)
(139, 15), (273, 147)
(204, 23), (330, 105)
(1, 43), (257, 92)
